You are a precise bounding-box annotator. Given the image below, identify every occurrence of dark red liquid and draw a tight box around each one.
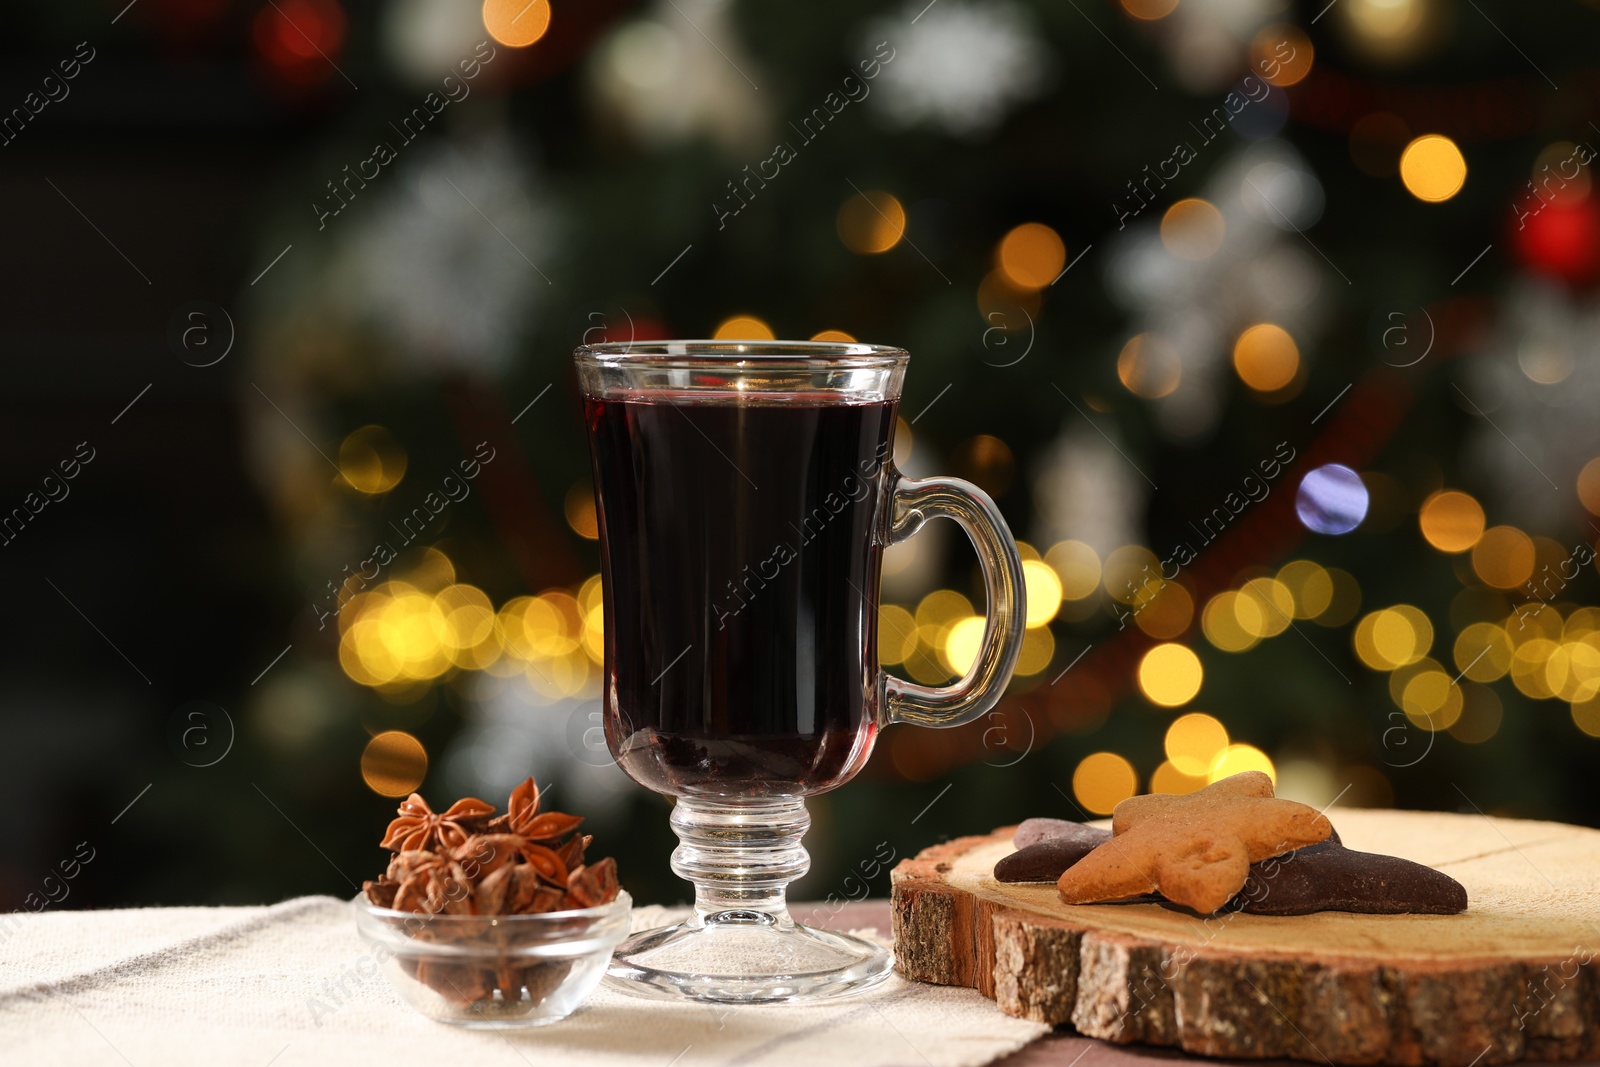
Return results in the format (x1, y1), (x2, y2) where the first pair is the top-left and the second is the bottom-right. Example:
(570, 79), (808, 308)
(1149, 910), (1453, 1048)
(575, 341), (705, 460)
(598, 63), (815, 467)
(585, 395), (897, 797)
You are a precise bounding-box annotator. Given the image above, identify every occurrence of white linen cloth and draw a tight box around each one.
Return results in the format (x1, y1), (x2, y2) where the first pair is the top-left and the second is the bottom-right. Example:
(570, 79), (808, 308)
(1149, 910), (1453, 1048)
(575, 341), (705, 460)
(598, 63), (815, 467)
(0, 897), (1047, 1066)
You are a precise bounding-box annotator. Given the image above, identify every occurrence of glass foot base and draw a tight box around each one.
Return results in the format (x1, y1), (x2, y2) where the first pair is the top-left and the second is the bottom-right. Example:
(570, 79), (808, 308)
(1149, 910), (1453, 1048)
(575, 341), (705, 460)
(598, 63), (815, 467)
(606, 913), (892, 1004)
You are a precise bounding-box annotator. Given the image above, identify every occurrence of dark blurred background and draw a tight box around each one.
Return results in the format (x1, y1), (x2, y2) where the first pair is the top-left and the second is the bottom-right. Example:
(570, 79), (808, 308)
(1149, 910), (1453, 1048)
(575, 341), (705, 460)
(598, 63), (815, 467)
(6, 0), (1600, 915)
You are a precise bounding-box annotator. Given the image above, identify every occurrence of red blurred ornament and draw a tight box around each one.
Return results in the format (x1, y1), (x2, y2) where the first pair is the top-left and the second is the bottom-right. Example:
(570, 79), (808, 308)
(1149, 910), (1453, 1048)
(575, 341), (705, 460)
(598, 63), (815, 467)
(251, 0), (346, 86)
(1510, 194), (1600, 286)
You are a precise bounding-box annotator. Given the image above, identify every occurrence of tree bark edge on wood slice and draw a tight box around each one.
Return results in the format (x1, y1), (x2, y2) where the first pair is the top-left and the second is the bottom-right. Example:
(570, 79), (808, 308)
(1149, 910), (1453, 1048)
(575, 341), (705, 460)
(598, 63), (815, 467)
(890, 809), (1600, 1065)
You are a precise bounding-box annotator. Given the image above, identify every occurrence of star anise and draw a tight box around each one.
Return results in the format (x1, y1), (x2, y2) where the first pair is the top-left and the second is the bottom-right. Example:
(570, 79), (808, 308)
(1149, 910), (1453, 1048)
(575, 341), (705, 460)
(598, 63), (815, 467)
(393, 858), (475, 916)
(557, 833), (592, 870)
(518, 841), (569, 885)
(363, 876), (399, 909)
(365, 776), (621, 931)
(451, 834), (523, 883)
(380, 793), (495, 852)
(565, 857), (618, 909)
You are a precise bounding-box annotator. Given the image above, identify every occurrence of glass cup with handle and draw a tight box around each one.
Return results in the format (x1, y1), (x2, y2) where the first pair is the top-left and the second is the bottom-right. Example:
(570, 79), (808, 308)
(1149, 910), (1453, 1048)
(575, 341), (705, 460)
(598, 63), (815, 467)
(576, 339), (1026, 1003)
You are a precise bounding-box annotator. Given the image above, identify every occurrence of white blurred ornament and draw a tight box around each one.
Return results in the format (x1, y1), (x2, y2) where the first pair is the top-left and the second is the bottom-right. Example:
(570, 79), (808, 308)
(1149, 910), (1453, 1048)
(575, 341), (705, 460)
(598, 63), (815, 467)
(1150, 0), (1280, 92)
(444, 672), (632, 821)
(1465, 279), (1600, 532)
(383, 0), (486, 85)
(1031, 426), (1148, 558)
(339, 127), (552, 376)
(1104, 139), (1327, 440)
(586, 0), (768, 155)
(863, 0), (1051, 139)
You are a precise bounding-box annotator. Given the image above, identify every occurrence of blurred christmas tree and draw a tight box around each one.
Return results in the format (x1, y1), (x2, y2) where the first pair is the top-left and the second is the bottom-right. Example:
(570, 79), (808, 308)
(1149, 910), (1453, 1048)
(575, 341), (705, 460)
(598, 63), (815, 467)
(79, 0), (1600, 904)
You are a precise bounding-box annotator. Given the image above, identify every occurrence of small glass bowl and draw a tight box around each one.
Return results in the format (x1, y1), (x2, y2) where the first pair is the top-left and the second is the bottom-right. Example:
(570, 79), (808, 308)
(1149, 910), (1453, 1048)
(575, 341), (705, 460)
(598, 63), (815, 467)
(355, 891), (631, 1029)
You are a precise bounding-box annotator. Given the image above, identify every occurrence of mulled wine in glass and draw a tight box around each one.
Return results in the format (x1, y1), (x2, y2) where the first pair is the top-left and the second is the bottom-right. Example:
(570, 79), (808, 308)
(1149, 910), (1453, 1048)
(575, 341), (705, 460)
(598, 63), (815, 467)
(577, 340), (1025, 1003)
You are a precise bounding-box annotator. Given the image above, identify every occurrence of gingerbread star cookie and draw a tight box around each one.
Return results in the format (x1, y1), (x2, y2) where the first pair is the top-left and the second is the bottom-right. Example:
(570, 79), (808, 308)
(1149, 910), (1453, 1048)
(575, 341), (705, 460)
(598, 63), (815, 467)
(1056, 771), (1333, 913)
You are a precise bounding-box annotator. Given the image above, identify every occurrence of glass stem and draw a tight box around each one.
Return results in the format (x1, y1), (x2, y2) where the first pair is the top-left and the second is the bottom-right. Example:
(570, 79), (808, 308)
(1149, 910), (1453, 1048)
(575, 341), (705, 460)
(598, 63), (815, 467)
(669, 796), (810, 930)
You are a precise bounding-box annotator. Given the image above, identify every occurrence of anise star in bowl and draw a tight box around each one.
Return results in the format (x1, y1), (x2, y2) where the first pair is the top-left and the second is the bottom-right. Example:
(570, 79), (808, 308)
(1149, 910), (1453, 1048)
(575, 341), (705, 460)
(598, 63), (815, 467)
(488, 776), (584, 843)
(381, 793), (496, 853)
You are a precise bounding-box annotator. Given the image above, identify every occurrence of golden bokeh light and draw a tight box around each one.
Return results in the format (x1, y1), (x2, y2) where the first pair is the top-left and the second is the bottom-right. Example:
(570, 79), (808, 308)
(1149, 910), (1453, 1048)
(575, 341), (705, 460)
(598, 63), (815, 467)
(1315, 568), (1363, 627)
(1046, 540), (1102, 601)
(1021, 559), (1064, 627)
(1138, 643), (1204, 707)
(1232, 324), (1300, 393)
(1160, 198), (1225, 260)
(1134, 581), (1195, 640)
(916, 589), (975, 634)
(1104, 545), (1161, 604)
(1116, 334), (1182, 398)
(526, 650), (594, 701)
(1016, 625), (1057, 676)
(1508, 604), (1563, 647)
(902, 646), (954, 686)
(1471, 525), (1535, 589)
(1238, 577), (1295, 638)
(1120, 0), (1178, 18)
(1353, 605), (1433, 670)
(713, 315), (776, 340)
(402, 547), (456, 593)
(528, 592), (583, 658)
(996, 223), (1066, 290)
(496, 596), (537, 661)
(942, 615), (988, 675)
(1548, 639), (1600, 703)
(564, 482), (599, 540)
(977, 268), (1043, 324)
(433, 583), (497, 665)
(1511, 639), (1560, 700)
(1578, 458), (1600, 516)
(1400, 668), (1462, 730)
(333, 574), (609, 696)
(1387, 655), (1443, 706)
(340, 583), (452, 687)
(482, 0), (550, 47)
(917, 590), (974, 678)
(1150, 759), (1207, 795)
(1344, 0), (1430, 45)
(339, 425), (407, 494)
(878, 605), (918, 665)
(1165, 712), (1229, 776)
(578, 574), (605, 664)
(1453, 622), (1514, 682)
(1073, 752), (1139, 815)
(1201, 591), (1260, 653)
(1399, 134), (1467, 203)
(837, 190), (906, 254)
(361, 730), (428, 796)
(1573, 694), (1600, 738)
(1566, 607), (1600, 640)
(1253, 25), (1313, 86)
(1209, 743), (1275, 784)
(810, 329), (856, 342)
(1277, 560), (1333, 619)
(1419, 490), (1485, 553)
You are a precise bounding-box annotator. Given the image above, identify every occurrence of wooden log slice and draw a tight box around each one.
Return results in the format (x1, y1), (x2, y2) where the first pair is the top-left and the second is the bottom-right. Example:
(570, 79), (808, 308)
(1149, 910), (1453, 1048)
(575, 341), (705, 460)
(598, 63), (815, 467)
(890, 809), (1600, 1065)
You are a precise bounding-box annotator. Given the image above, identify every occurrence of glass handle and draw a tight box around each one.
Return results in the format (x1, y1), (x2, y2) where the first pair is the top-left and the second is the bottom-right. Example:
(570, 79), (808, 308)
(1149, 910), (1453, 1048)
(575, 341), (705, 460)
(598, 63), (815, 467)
(879, 473), (1026, 729)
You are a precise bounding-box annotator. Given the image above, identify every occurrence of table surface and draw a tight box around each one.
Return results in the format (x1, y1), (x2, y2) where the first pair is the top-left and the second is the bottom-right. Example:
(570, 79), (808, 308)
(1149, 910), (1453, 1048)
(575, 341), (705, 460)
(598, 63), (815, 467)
(808, 901), (1597, 1067)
